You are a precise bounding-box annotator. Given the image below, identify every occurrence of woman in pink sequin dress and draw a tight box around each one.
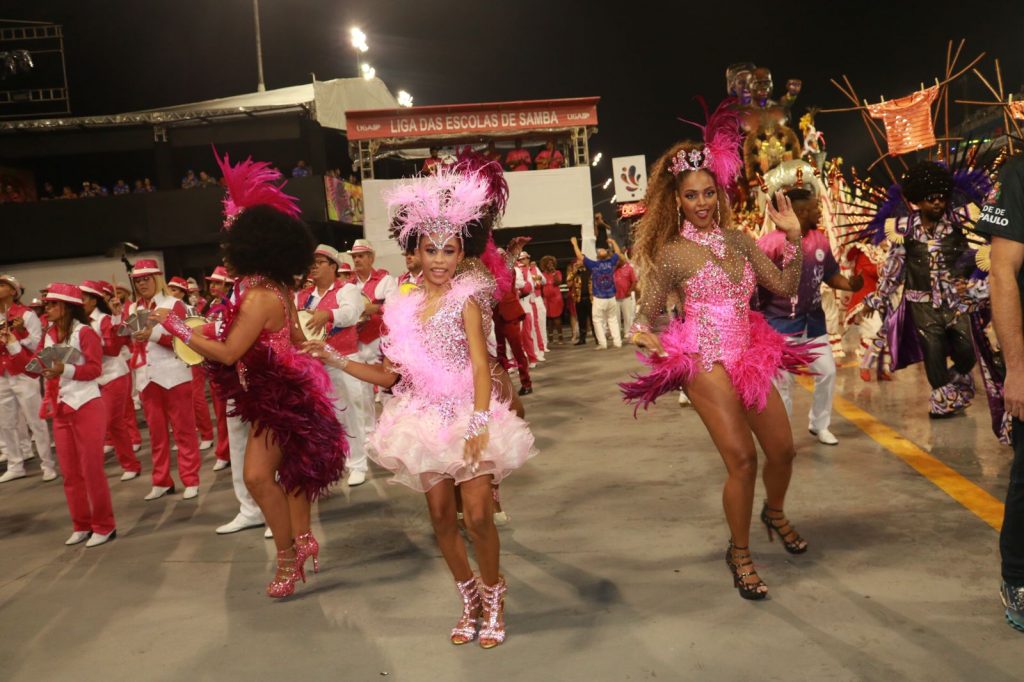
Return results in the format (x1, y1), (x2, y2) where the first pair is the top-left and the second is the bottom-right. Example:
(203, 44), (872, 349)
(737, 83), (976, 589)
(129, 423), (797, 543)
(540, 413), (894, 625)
(622, 111), (815, 600)
(307, 168), (536, 648)
(153, 154), (346, 600)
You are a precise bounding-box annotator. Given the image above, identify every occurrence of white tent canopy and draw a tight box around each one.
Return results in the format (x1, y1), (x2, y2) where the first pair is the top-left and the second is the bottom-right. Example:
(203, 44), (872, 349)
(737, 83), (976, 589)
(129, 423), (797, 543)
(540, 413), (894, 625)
(0, 77), (399, 132)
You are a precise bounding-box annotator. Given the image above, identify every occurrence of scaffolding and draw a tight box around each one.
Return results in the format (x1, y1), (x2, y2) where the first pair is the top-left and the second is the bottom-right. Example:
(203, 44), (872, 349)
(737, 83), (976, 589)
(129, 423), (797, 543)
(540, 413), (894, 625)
(0, 19), (70, 119)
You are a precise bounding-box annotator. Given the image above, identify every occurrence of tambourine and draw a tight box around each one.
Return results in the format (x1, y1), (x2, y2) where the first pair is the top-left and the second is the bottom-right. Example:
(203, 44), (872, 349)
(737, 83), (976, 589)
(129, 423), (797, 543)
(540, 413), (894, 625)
(172, 316), (209, 366)
(297, 309), (328, 341)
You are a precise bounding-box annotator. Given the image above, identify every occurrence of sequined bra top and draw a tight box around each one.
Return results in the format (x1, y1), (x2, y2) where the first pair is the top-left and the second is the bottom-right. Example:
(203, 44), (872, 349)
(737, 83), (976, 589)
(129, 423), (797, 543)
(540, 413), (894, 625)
(234, 276), (295, 388)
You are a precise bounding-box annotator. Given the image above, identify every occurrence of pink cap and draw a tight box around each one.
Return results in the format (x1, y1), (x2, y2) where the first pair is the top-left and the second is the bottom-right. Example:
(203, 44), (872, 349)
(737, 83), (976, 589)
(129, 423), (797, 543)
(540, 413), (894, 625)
(167, 276), (189, 292)
(43, 283), (84, 305)
(131, 259), (162, 278)
(338, 261), (353, 272)
(98, 281), (115, 297)
(79, 280), (106, 298)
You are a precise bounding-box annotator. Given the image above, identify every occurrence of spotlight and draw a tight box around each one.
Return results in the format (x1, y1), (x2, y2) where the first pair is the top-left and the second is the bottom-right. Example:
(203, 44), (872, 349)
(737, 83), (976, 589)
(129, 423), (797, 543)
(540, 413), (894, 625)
(397, 90), (414, 107)
(360, 63), (376, 80)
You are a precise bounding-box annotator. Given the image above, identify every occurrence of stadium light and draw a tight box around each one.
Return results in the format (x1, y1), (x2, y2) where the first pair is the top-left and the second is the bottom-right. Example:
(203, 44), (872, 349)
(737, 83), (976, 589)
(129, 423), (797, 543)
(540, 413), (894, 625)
(360, 62), (376, 80)
(350, 27), (369, 53)
(397, 90), (414, 107)
(602, 178), (612, 190)
(611, 194), (618, 203)
(591, 152), (603, 167)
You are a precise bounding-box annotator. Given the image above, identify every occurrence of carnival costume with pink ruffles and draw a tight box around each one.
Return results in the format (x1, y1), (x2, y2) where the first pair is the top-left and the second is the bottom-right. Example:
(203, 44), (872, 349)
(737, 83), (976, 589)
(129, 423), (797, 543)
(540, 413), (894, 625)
(622, 221), (817, 412)
(367, 272), (536, 492)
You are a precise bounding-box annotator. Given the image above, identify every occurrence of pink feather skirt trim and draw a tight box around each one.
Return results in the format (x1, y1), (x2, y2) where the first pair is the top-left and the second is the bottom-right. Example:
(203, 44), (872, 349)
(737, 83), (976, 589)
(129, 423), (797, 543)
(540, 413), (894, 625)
(621, 312), (819, 414)
(367, 398), (537, 493)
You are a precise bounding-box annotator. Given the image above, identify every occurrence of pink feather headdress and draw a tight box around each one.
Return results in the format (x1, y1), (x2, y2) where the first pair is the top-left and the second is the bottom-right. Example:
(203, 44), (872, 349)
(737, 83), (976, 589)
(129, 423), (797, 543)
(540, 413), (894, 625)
(669, 97), (743, 187)
(385, 166), (491, 250)
(454, 146), (509, 217)
(213, 146), (301, 229)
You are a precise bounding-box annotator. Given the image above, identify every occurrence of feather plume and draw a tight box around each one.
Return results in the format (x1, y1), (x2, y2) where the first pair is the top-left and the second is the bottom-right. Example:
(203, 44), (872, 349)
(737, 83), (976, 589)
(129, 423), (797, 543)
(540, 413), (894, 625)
(385, 167), (491, 250)
(213, 146), (301, 229)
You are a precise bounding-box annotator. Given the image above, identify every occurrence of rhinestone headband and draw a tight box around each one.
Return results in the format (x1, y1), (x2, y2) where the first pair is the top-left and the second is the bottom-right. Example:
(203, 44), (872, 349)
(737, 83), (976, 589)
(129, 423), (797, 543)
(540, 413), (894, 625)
(668, 147), (713, 176)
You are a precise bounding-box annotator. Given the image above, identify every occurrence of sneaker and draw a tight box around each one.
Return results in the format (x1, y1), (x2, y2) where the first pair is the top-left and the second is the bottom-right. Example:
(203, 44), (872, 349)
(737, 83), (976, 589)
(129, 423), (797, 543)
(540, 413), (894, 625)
(347, 469), (367, 487)
(132, 443), (142, 453)
(212, 459), (229, 471)
(199, 439), (214, 451)
(0, 470), (26, 483)
(65, 531), (91, 546)
(216, 514), (265, 535)
(809, 428), (839, 445)
(120, 470), (140, 482)
(264, 527), (274, 539)
(182, 486), (199, 500)
(494, 511), (510, 527)
(103, 445), (115, 455)
(85, 530), (116, 547)
(596, 344), (608, 350)
(518, 386), (533, 396)
(41, 468), (58, 482)
(144, 485), (174, 501)
(1001, 581), (1024, 633)
(171, 444), (178, 452)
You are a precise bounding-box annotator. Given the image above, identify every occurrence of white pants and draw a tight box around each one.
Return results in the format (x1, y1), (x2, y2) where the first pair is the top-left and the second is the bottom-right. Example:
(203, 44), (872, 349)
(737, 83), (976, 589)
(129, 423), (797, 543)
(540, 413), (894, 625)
(533, 297), (547, 357)
(356, 341), (381, 436)
(773, 333), (835, 432)
(0, 373), (55, 475)
(592, 297), (622, 348)
(327, 363), (368, 474)
(617, 295), (636, 338)
(226, 401), (263, 523)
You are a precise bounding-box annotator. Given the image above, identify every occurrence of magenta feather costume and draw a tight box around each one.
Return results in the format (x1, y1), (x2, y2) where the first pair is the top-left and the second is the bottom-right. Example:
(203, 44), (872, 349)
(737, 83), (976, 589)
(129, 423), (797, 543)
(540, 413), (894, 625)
(367, 273), (537, 492)
(199, 150), (346, 500)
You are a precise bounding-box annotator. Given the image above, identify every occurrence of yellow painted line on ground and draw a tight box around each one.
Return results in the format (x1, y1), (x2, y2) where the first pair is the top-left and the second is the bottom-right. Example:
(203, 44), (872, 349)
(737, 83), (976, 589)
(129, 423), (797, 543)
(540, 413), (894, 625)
(796, 375), (1004, 531)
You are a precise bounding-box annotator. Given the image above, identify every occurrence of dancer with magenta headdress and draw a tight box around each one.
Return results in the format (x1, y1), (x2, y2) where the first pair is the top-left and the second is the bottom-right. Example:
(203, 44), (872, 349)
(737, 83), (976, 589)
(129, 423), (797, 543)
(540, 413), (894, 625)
(622, 100), (816, 600)
(150, 152), (346, 598)
(306, 166), (536, 647)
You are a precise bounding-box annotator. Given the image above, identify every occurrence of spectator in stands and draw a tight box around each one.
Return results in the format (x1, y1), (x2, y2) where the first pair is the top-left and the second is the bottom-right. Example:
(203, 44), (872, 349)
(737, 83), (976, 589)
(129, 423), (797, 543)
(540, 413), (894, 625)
(292, 160), (311, 178)
(505, 139), (532, 172)
(1, 184), (24, 203)
(534, 140), (564, 170)
(142, 178), (155, 193)
(198, 171), (218, 188)
(60, 185), (77, 200)
(40, 182), (57, 200)
(93, 182), (109, 197)
(133, 180), (145, 193)
(80, 181), (96, 198)
(484, 141), (502, 164)
(112, 180), (130, 196)
(422, 147), (443, 175)
(181, 170), (199, 189)
(570, 235), (623, 349)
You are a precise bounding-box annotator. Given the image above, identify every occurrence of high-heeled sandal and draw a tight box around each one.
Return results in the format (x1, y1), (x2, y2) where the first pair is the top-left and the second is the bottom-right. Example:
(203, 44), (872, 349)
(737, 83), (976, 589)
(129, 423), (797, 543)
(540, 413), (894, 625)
(450, 576), (481, 645)
(267, 545), (301, 599)
(294, 530), (320, 581)
(725, 542), (768, 601)
(760, 503), (808, 554)
(478, 576), (507, 649)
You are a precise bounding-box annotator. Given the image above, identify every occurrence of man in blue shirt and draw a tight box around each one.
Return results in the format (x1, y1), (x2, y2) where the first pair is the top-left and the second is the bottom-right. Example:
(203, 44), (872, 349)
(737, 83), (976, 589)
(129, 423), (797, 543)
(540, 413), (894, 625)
(571, 235), (623, 348)
(757, 188), (861, 445)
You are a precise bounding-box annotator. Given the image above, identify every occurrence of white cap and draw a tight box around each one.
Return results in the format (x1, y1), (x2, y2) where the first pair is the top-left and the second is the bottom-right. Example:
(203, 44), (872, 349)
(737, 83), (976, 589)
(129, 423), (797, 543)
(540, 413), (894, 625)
(349, 239), (374, 254)
(314, 243), (342, 266)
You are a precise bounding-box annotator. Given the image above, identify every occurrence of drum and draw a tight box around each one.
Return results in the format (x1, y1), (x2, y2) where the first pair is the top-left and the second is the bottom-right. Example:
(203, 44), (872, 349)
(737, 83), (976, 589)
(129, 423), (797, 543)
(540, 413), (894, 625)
(172, 316), (209, 366)
(297, 309), (327, 341)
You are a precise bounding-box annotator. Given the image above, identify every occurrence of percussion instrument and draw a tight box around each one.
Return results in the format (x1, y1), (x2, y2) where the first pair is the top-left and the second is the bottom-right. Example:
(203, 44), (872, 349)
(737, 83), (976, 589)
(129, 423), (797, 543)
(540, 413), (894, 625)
(172, 316), (209, 366)
(297, 309), (328, 341)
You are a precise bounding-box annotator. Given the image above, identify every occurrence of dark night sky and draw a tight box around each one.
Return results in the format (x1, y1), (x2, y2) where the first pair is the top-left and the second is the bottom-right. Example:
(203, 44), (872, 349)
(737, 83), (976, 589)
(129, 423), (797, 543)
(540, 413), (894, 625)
(4, 0), (1024, 186)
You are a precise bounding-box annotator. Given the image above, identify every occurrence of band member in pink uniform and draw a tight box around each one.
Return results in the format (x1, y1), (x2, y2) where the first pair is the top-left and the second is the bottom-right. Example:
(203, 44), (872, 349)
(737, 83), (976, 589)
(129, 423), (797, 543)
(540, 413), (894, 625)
(0, 273), (57, 483)
(80, 281), (141, 480)
(623, 100), (814, 600)
(204, 266), (234, 470)
(169, 276), (216, 451)
(153, 151), (346, 598)
(25, 284), (116, 546)
(351, 239), (397, 436)
(296, 243), (368, 486)
(306, 167), (536, 647)
(128, 260), (202, 501)
(111, 282), (144, 454)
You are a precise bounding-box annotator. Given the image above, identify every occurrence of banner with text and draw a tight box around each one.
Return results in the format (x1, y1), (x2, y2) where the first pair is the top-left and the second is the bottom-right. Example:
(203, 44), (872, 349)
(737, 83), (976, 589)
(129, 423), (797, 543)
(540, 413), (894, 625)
(346, 98), (599, 141)
(612, 155), (647, 203)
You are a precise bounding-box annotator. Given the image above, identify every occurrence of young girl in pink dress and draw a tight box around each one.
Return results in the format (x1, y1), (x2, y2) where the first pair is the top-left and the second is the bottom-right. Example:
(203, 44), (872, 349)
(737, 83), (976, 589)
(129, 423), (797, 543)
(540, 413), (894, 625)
(306, 167), (536, 648)
(623, 101), (814, 600)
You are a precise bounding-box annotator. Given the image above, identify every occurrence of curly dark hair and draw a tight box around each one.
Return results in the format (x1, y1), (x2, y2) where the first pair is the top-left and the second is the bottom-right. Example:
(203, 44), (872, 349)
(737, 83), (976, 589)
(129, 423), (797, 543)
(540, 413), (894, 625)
(901, 162), (953, 203)
(221, 205), (315, 286)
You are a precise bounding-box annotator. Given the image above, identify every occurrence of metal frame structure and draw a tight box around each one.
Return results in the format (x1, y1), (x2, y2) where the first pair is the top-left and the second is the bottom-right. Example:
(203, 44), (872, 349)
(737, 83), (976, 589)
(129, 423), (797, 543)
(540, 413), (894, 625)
(0, 19), (70, 119)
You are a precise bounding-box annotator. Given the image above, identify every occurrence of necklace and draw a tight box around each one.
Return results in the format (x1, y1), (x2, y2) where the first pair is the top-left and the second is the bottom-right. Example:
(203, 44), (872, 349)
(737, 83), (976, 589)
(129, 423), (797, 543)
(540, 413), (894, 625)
(680, 220), (725, 259)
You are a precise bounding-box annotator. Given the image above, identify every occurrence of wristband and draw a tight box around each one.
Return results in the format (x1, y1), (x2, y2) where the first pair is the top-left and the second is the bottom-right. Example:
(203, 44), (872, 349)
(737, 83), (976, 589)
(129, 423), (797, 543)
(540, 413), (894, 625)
(464, 410), (491, 440)
(163, 313), (194, 344)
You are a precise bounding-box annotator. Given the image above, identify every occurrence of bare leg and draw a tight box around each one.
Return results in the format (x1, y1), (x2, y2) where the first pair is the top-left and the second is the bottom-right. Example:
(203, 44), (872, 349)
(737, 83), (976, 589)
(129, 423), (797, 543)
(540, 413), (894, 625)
(242, 426), (292, 553)
(685, 365), (766, 592)
(746, 386), (807, 550)
(287, 492), (311, 537)
(425, 480), (473, 581)
(460, 475), (500, 585)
